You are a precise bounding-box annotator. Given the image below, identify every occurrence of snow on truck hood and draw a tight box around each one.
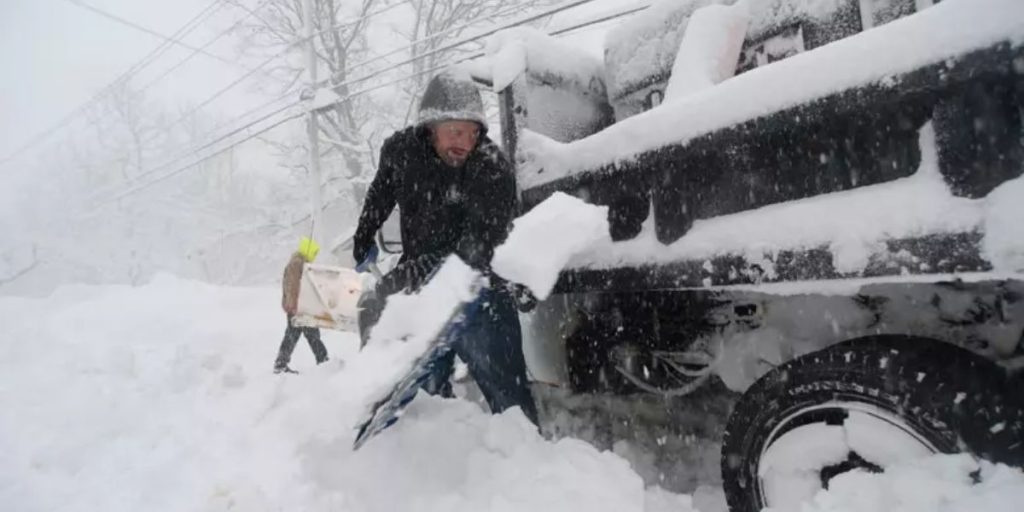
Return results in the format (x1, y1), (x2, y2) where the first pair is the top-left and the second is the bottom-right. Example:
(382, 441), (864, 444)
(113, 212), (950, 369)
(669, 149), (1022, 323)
(518, 0), (1024, 189)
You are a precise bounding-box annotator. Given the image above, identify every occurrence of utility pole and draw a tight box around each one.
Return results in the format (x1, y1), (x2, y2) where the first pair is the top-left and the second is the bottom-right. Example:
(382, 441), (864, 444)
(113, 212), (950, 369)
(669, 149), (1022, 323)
(303, 0), (324, 244)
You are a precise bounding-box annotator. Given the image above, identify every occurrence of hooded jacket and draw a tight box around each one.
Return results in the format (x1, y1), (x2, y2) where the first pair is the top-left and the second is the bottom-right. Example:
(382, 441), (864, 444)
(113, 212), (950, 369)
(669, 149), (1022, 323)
(352, 126), (516, 274)
(416, 72), (488, 128)
(352, 72), (516, 282)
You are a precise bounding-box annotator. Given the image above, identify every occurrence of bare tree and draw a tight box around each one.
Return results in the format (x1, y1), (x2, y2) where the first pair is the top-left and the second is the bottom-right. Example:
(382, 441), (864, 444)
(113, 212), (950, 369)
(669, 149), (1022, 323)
(230, 0), (557, 188)
(71, 82), (167, 188)
(229, 0), (380, 187)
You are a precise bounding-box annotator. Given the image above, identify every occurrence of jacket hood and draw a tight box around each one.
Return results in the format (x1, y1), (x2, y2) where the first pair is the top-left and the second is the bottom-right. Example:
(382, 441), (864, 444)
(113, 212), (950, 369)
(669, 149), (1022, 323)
(417, 71), (487, 131)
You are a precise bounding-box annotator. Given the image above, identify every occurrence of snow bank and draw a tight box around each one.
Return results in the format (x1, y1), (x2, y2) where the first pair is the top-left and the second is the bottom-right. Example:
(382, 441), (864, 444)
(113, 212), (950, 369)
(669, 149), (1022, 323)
(0, 275), (685, 512)
(492, 192), (609, 299)
(663, 3), (749, 101)
(3, 276), (1024, 511)
(567, 124), (987, 275)
(523, 0), (1024, 188)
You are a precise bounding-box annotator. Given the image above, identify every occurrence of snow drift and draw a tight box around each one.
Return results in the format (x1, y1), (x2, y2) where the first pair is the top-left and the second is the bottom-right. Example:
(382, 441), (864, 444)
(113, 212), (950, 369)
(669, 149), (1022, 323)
(2, 276), (1024, 511)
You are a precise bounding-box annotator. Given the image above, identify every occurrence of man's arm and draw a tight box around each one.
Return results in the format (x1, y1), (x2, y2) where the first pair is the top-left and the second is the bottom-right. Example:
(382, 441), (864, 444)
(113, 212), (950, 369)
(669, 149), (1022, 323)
(353, 140), (399, 264)
(457, 143), (517, 270)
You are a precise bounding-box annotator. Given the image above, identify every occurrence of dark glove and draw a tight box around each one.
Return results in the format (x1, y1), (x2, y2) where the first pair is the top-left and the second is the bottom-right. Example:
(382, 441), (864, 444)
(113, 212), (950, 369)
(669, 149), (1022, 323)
(376, 254), (443, 297)
(355, 243), (379, 273)
(513, 283), (538, 313)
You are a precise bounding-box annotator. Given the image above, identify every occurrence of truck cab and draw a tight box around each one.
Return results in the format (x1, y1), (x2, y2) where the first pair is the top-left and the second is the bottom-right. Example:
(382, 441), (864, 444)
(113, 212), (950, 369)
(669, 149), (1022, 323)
(488, 1), (1024, 510)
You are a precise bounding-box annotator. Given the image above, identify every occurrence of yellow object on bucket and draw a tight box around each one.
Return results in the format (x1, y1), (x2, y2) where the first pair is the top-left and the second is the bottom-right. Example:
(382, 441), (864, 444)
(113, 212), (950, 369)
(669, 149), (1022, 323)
(298, 237), (320, 262)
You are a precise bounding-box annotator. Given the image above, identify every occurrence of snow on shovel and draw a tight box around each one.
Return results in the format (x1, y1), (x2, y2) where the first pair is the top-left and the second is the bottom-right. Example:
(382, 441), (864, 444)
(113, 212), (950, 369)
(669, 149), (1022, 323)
(491, 191), (609, 300)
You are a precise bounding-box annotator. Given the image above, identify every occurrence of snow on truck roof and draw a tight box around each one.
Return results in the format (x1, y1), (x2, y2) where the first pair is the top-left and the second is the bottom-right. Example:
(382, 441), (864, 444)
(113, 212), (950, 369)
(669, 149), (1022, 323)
(604, 0), (856, 101)
(484, 27), (606, 95)
(518, 0), (1024, 190)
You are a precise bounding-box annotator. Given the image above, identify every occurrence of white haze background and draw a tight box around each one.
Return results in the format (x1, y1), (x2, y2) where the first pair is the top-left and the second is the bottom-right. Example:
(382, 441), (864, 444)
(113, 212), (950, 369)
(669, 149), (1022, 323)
(0, 0), (631, 296)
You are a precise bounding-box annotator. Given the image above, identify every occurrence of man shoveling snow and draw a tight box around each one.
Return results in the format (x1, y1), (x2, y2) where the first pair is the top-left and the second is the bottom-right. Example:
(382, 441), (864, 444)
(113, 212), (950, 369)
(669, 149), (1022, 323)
(352, 190), (610, 449)
(351, 70), (541, 427)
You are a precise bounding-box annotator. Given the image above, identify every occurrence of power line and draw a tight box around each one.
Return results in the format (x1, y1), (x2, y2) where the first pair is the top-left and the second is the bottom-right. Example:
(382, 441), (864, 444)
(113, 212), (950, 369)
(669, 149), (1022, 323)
(109, 97), (302, 199)
(3, 0), (312, 170)
(315, 0), (604, 93)
(144, 0), (408, 147)
(204, 88), (301, 142)
(84, 4), (313, 185)
(61, 0), (240, 67)
(28, 0), (475, 175)
(145, 56), (295, 149)
(106, 2), (410, 188)
(335, 3), (627, 110)
(136, 0), (279, 94)
(100, 110), (304, 205)
(83, 87), (301, 204)
(103, 0), (553, 194)
(95, 0), (647, 205)
(366, 2), (652, 91)
(302, 0), (408, 45)
(0, 0), (226, 167)
(322, 0), (549, 77)
(550, 3), (650, 36)
(79, 0), (290, 171)
(123, 1), (228, 83)
(8, 0), (566, 171)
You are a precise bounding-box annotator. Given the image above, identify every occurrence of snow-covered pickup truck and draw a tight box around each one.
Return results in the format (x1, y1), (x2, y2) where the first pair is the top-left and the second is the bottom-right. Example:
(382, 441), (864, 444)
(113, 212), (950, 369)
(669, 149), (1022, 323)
(486, 0), (1024, 510)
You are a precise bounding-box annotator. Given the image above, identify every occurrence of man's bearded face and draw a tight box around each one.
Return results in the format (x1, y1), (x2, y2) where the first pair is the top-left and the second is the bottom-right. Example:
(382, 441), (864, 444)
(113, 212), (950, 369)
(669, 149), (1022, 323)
(430, 120), (481, 167)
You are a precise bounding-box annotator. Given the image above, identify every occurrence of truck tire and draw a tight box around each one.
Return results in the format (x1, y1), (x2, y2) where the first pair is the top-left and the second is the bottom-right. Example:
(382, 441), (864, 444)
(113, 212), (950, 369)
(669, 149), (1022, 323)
(721, 335), (1024, 512)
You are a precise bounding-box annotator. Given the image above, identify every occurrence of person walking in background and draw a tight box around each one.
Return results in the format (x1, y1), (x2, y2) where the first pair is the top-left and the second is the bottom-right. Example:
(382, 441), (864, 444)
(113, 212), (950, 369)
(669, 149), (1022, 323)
(274, 237), (328, 374)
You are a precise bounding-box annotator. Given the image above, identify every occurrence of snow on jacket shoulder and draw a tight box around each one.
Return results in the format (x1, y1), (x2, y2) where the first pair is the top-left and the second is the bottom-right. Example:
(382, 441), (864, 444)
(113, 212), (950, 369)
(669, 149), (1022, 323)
(281, 252), (305, 314)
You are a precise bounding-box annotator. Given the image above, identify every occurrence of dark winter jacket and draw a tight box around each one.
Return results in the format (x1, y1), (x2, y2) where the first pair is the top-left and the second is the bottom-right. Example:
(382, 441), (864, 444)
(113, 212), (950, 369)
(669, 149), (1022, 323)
(352, 126), (517, 286)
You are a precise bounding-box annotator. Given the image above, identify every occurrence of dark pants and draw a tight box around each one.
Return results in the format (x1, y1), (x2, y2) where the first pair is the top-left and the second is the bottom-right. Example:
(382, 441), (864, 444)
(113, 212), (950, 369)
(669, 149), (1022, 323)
(422, 286), (539, 425)
(359, 279), (539, 425)
(275, 317), (328, 369)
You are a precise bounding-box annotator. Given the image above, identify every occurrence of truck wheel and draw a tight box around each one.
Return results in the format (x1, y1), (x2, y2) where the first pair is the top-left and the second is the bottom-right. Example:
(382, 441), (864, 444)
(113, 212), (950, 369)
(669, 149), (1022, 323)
(721, 335), (1024, 512)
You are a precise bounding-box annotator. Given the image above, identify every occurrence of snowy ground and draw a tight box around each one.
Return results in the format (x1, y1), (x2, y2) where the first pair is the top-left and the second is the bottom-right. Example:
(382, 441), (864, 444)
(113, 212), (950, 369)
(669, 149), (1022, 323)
(3, 275), (1024, 511)
(0, 275), (687, 512)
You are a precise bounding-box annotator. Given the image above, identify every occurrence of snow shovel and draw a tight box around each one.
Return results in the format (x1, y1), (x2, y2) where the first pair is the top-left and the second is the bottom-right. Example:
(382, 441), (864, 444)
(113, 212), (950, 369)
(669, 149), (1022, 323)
(352, 286), (484, 450)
